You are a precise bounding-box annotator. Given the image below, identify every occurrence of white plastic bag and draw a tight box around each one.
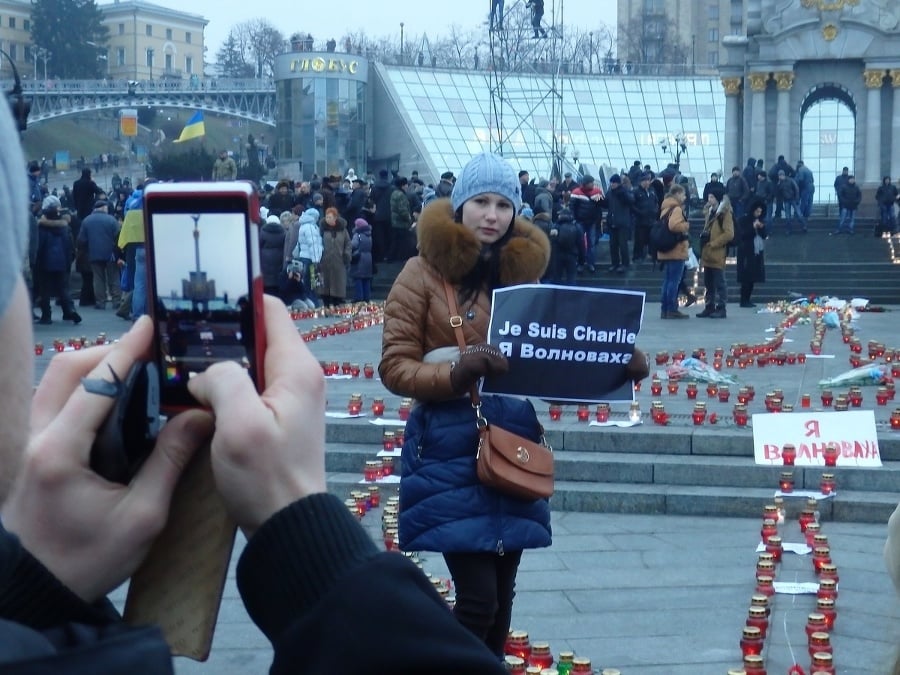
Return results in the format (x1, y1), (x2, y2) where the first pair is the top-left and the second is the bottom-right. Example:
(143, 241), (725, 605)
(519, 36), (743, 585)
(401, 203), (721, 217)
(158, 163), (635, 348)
(685, 248), (699, 270)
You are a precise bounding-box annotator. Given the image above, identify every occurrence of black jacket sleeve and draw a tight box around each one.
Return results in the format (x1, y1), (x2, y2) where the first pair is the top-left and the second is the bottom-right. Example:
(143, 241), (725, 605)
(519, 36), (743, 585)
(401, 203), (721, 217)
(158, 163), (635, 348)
(237, 493), (505, 675)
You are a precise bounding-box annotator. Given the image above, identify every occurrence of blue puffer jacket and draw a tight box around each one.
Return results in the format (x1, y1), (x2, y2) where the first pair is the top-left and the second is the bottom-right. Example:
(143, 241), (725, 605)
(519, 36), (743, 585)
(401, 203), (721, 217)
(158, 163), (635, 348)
(399, 395), (552, 554)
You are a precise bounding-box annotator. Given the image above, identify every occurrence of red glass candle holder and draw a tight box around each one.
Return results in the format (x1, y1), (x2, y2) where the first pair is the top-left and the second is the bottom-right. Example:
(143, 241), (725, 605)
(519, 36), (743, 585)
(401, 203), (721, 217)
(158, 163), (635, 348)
(398, 399), (412, 421)
(349, 363), (361, 377)
(848, 387), (863, 407)
(806, 613), (828, 640)
(800, 393), (811, 408)
(363, 363), (375, 378)
(756, 560), (776, 582)
(650, 379), (663, 396)
(34, 343), (44, 356)
(348, 394), (363, 416)
(504, 631), (532, 661)
(528, 643), (553, 670)
(742, 655), (766, 675)
(685, 381), (699, 399)
(740, 626), (764, 657)
(765, 536), (783, 563)
(808, 632), (832, 659)
(893, 409), (900, 431)
(818, 578), (838, 602)
(367, 485), (380, 507)
(799, 508), (818, 533)
(797, 352), (807, 364)
(820, 473), (836, 495)
(751, 593), (771, 617)
(382, 431), (396, 452)
(821, 390), (834, 407)
(823, 443), (839, 467)
(576, 404), (590, 422)
(888, 382), (897, 400)
(571, 657), (592, 674)
(718, 385), (731, 403)
(654, 351), (669, 365)
(363, 460), (381, 482)
(595, 403), (610, 423)
(819, 564), (840, 586)
(760, 518), (778, 542)
(779, 471), (794, 493)
(725, 355), (737, 367)
(673, 349), (686, 361)
(877, 387), (890, 405)
(706, 383), (718, 398)
(755, 575), (775, 597)
(549, 404), (563, 421)
(341, 361), (352, 375)
(667, 381), (679, 395)
(781, 443), (797, 466)
(812, 546), (832, 575)
(811, 652), (835, 674)
(371, 398), (385, 417)
(747, 606), (769, 639)
(691, 403), (706, 425)
(633, 378), (642, 392)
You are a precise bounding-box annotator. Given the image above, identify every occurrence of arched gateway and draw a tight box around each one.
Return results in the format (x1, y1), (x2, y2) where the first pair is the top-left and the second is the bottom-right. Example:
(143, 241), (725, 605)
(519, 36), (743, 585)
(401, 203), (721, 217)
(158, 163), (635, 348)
(719, 0), (900, 202)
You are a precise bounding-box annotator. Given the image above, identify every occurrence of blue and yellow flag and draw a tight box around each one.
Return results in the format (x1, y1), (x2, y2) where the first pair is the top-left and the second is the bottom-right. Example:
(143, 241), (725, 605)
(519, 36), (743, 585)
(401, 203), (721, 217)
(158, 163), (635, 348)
(173, 110), (205, 143)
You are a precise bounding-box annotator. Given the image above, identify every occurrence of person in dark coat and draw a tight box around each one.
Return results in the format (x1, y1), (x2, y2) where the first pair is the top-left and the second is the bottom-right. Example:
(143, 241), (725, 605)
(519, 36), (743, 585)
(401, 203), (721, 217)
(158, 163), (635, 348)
(36, 196), (81, 325)
(266, 180), (294, 217)
(548, 207), (581, 285)
(344, 177), (368, 225)
(77, 200), (121, 310)
(702, 173), (726, 204)
(735, 198), (768, 308)
(604, 173), (635, 273)
(369, 170), (394, 261)
(318, 207), (351, 306)
(71, 168), (100, 221)
(834, 175), (862, 235)
(875, 176), (899, 236)
(260, 214), (287, 296)
(349, 218), (374, 301)
(631, 172), (658, 263)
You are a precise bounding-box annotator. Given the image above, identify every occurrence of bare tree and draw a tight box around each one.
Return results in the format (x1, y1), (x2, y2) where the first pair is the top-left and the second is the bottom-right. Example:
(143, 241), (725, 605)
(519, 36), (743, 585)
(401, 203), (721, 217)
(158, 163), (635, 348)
(614, 11), (691, 75)
(228, 19), (285, 79)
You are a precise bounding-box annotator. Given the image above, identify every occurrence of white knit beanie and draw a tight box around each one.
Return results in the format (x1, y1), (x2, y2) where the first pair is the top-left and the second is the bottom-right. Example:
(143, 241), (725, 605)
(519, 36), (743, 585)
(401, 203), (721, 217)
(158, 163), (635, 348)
(0, 104), (27, 318)
(450, 152), (522, 213)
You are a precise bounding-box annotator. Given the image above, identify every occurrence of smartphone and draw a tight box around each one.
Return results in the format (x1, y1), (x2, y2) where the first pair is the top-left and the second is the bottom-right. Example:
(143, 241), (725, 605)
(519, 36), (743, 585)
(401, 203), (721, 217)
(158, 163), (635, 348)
(143, 182), (266, 411)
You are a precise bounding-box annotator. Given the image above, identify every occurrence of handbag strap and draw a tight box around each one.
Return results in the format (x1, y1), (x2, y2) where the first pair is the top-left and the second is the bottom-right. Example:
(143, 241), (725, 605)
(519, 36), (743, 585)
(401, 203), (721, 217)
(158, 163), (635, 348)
(442, 279), (482, 409)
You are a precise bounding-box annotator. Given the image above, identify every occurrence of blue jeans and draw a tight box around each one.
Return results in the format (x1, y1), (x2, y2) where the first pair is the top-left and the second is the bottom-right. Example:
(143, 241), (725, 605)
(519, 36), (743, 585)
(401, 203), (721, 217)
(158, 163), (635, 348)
(553, 253), (578, 285)
(800, 188), (814, 218)
(837, 208), (856, 233)
(131, 245), (146, 318)
(879, 204), (896, 233)
(661, 259), (685, 313)
(578, 222), (596, 267)
(782, 201), (806, 232)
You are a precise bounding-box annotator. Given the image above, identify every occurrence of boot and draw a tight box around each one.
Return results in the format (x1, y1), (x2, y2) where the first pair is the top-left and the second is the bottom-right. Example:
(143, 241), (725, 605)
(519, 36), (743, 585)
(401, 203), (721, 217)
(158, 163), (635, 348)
(683, 292), (697, 307)
(709, 304), (727, 319)
(696, 304), (714, 318)
(63, 310), (82, 325)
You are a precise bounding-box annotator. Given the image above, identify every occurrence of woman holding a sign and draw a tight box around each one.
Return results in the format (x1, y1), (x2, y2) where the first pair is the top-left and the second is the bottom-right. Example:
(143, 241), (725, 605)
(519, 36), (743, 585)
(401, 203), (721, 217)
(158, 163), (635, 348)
(379, 152), (553, 657)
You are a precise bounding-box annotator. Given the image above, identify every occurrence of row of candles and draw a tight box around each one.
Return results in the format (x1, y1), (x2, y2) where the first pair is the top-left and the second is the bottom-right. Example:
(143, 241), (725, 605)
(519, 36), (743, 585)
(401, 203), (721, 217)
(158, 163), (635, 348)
(34, 333), (110, 355)
(732, 489), (840, 673)
(291, 303), (384, 343)
(503, 630), (616, 674)
(288, 301), (383, 322)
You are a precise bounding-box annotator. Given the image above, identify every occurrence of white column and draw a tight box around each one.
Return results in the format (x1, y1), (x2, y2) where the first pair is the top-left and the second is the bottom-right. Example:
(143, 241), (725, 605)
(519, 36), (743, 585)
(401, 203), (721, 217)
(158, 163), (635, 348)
(748, 73), (769, 161)
(864, 69), (885, 184)
(773, 72), (793, 159)
(722, 77), (742, 173)
(891, 70), (900, 180)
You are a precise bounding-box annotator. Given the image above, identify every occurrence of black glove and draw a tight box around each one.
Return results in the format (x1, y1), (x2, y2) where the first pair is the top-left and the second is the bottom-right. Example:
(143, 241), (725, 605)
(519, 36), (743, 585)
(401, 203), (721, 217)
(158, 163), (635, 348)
(450, 343), (509, 394)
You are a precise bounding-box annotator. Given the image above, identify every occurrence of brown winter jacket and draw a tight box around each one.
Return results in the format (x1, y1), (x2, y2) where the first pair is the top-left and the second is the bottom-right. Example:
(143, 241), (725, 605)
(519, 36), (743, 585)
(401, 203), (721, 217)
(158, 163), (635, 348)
(379, 198), (550, 402)
(655, 196), (691, 261)
(699, 200), (735, 270)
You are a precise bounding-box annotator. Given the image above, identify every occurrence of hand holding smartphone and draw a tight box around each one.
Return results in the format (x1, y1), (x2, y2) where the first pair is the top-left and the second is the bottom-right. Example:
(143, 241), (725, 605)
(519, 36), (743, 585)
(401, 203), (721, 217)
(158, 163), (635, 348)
(143, 181), (266, 412)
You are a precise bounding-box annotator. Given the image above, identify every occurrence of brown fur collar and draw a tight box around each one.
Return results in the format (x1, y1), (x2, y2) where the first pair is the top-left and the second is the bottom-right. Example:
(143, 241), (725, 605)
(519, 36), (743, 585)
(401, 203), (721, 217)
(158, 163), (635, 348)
(416, 198), (550, 284)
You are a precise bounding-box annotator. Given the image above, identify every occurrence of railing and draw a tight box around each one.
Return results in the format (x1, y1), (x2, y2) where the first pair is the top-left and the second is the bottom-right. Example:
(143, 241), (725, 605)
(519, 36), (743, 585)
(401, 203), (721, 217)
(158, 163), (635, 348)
(11, 78), (276, 94)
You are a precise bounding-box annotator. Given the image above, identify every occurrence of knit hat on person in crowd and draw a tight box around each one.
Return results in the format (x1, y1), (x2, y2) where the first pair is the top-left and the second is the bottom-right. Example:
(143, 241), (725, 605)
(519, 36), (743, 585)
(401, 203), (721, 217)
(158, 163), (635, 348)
(557, 208), (573, 222)
(581, 174), (594, 185)
(0, 105), (28, 318)
(609, 174), (621, 184)
(299, 208), (319, 226)
(450, 152), (522, 213)
(42, 195), (61, 212)
(520, 207), (534, 220)
(354, 218), (369, 230)
(266, 214), (282, 225)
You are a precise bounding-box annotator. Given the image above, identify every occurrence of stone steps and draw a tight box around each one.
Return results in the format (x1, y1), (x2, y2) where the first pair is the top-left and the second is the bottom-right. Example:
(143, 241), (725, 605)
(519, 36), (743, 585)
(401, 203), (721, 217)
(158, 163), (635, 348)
(323, 433), (900, 524)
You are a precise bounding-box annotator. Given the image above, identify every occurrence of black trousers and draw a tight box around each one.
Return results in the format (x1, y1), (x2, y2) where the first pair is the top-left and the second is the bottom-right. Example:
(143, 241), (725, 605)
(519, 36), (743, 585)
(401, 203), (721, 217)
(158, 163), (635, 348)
(740, 281), (755, 304)
(608, 228), (630, 268)
(443, 550), (523, 657)
(39, 270), (75, 317)
(702, 266), (727, 308)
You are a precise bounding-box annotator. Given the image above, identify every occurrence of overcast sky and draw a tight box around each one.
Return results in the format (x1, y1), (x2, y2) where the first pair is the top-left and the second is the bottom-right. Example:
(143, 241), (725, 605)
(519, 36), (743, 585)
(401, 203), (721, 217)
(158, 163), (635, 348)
(146, 0), (618, 56)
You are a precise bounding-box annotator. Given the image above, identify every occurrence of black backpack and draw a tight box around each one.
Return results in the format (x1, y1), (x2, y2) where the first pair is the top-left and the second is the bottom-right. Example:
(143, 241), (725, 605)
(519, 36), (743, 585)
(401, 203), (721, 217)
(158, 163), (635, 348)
(649, 207), (680, 257)
(555, 220), (580, 252)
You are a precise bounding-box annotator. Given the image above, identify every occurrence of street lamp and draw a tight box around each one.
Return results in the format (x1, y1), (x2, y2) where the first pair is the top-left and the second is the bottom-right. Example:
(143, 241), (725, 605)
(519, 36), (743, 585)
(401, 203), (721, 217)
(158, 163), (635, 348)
(32, 47), (50, 80)
(588, 32), (593, 74)
(86, 41), (109, 78)
(400, 22), (404, 65)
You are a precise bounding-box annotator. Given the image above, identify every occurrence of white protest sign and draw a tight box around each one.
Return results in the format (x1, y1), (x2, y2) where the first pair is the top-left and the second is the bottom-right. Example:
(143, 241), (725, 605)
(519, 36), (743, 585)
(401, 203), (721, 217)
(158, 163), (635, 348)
(752, 410), (881, 467)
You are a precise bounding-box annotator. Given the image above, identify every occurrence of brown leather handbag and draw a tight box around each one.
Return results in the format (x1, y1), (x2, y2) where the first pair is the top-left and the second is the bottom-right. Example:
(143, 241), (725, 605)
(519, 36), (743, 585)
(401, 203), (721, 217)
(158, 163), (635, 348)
(443, 280), (554, 501)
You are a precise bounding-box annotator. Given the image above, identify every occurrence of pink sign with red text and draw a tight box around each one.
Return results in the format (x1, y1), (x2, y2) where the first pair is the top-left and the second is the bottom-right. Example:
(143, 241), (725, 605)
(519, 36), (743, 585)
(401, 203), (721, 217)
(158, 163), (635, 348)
(752, 411), (882, 467)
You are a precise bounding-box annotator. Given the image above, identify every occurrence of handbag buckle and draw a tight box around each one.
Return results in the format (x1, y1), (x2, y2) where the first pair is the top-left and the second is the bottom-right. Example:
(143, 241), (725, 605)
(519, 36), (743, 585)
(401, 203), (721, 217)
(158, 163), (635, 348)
(474, 401), (488, 430)
(449, 314), (463, 328)
(516, 446), (530, 464)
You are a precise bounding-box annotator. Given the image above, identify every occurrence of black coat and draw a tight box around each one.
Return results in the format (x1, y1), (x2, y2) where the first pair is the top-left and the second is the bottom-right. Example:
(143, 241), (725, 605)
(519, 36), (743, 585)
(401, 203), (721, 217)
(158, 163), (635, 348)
(605, 185), (634, 230)
(632, 186), (658, 226)
(259, 221), (287, 288)
(369, 178), (393, 224)
(735, 212), (767, 284)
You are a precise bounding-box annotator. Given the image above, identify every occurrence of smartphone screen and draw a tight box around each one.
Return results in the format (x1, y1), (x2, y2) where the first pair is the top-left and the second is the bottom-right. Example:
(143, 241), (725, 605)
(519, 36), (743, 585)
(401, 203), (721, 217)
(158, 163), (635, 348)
(144, 184), (264, 410)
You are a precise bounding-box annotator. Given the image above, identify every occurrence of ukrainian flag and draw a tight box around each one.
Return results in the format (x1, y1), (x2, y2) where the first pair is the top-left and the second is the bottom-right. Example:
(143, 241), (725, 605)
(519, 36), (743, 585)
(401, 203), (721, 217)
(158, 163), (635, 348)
(173, 110), (205, 143)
